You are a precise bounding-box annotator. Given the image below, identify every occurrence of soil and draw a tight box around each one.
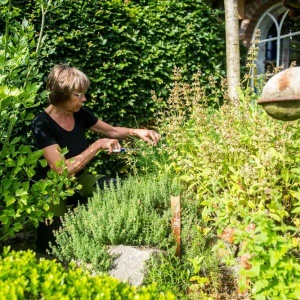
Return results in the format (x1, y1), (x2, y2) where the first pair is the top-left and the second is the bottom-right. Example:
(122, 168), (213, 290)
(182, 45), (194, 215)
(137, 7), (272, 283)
(207, 265), (251, 300)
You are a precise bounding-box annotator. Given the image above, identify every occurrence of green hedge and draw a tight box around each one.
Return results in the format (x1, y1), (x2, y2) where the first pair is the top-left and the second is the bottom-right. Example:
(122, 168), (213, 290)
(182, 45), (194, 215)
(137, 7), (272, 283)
(0, 247), (175, 300)
(15, 0), (226, 127)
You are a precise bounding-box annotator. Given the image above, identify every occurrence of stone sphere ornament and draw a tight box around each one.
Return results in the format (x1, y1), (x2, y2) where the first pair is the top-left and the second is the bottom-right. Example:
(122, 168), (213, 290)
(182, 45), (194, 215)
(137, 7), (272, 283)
(257, 67), (300, 121)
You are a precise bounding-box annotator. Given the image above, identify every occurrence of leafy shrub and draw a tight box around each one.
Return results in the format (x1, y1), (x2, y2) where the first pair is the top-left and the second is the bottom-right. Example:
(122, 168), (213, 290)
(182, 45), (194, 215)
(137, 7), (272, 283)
(126, 66), (300, 298)
(0, 1), (76, 244)
(0, 247), (175, 299)
(236, 212), (300, 299)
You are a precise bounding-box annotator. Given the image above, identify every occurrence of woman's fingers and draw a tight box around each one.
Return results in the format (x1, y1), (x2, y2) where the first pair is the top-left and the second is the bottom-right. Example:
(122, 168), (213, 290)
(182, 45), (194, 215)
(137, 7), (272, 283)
(134, 129), (160, 145)
(148, 130), (160, 145)
(99, 138), (121, 153)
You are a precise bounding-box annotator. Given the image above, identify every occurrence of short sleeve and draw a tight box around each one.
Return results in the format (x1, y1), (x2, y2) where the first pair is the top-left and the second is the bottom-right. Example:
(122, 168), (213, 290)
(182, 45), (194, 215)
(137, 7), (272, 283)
(31, 113), (58, 150)
(77, 107), (98, 128)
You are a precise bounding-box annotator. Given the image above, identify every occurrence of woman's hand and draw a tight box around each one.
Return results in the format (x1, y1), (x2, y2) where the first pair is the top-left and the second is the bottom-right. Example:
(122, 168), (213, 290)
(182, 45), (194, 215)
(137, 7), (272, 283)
(96, 138), (121, 154)
(131, 129), (160, 146)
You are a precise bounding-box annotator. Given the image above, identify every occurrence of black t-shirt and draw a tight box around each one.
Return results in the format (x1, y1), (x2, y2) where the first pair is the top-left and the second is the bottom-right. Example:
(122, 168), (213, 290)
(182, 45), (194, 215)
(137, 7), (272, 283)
(31, 107), (98, 178)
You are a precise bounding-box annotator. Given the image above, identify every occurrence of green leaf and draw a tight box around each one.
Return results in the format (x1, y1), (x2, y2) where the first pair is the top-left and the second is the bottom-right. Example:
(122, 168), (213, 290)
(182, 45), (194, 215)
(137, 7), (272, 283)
(39, 159), (48, 167)
(0, 214), (9, 224)
(247, 263), (261, 277)
(291, 207), (300, 214)
(252, 279), (269, 294)
(17, 155), (26, 167)
(180, 175), (193, 182)
(27, 150), (44, 165)
(10, 137), (21, 144)
(43, 203), (50, 211)
(247, 200), (255, 209)
(22, 18), (28, 27)
(13, 222), (23, 232)
(270, 250), (280, 267)
(5, 195), (16, 206)
(2, 178), (12, 189)
(5, 158), (16, 167)
(269, 213), (281, 222)
(4, 209), (15, 217)
(290, 191), (300, 200)
(15, 189), (28, 197)
(289, 190), (300, 201)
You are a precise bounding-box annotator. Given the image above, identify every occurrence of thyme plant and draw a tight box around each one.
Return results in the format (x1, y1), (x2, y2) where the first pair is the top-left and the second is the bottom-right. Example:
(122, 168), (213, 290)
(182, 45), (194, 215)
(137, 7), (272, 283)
(51, 175), (180, 272)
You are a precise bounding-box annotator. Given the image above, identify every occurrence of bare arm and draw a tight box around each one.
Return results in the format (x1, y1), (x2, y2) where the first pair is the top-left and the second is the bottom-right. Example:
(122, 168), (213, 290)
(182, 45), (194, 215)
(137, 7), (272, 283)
(90, 120), (160, 145)
(43, 138), (121, 177)
(42, 120), (159, 177)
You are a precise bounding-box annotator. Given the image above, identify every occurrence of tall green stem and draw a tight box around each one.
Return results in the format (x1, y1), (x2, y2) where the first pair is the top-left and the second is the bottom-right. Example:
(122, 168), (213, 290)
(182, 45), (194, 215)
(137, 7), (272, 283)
(3, 0), (12, 76)
(23, 0), (51, 88)
(36, 0), (51, 54)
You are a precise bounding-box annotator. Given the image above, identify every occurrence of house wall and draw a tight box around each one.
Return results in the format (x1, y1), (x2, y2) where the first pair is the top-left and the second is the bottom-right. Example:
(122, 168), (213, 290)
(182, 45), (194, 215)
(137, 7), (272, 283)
(240, 0), (283, 46)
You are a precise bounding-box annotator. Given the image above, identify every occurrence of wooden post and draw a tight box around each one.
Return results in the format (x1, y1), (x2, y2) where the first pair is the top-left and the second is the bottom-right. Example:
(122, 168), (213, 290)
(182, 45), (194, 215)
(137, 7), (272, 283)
(171, 196), (181, 257)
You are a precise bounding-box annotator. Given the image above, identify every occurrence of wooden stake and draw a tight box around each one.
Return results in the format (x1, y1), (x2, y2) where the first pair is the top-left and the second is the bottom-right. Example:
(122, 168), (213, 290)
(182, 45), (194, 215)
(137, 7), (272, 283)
(171, 196), (181, 257)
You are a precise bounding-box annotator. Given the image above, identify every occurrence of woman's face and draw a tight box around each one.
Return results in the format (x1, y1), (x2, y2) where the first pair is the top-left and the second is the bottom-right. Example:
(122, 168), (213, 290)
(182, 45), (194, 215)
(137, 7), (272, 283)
(63, 91), (87, 112)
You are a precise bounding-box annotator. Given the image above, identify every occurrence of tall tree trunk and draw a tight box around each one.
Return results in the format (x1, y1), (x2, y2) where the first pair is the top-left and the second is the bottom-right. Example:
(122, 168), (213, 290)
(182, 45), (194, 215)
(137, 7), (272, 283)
(224, 0), (240, 102)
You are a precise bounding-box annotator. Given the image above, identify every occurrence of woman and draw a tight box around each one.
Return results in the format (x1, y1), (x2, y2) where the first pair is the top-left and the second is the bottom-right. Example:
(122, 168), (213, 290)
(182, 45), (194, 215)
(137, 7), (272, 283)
(32, 63), (159, 179)
(32, 63), (159, 252)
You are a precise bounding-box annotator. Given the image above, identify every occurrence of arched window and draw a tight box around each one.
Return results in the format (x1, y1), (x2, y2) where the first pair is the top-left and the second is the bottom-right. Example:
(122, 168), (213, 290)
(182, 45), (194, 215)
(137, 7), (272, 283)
(253, 3), (300, 76)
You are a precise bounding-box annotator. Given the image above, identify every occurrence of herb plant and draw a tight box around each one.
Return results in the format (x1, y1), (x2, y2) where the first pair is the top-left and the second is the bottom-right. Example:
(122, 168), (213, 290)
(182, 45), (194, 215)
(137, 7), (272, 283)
(51, 175), (180, 271)
(125, 62), (300, 297)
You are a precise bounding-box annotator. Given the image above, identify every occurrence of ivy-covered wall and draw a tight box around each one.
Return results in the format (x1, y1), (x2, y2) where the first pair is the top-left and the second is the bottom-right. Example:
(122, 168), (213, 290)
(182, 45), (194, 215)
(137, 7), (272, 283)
(14, 0), (226, 127)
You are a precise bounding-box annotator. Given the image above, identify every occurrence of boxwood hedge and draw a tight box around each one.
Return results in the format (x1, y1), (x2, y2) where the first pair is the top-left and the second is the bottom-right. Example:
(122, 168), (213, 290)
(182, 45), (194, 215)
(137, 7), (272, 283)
(0, 247), (175, 300)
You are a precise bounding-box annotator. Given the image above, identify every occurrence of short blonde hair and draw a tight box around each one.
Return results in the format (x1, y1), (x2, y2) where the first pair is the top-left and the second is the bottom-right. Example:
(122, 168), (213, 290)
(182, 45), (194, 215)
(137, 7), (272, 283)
(46, 64), (90, 105)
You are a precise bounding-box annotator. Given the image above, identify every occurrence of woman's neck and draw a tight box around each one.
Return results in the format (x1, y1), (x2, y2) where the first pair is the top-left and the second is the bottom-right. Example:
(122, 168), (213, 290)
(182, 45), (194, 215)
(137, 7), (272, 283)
(45, 104), (75, 131)
(45, 104), (72, 118)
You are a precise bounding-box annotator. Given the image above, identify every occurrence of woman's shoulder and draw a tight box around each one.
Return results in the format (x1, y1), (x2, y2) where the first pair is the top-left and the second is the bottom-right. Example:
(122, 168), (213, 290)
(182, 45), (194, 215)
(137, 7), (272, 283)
(76, 106), (94, 116)
(75, 106), (98, 120)
(75, 107), (98, 127)
(34, 110), (48, 119)
(31, 111), (52, 127)
(32, 110), (48, 123)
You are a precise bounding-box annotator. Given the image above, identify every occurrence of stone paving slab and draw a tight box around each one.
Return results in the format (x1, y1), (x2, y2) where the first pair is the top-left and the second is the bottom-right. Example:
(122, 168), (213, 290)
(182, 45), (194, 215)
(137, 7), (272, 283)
(108, 245), (159, 286)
